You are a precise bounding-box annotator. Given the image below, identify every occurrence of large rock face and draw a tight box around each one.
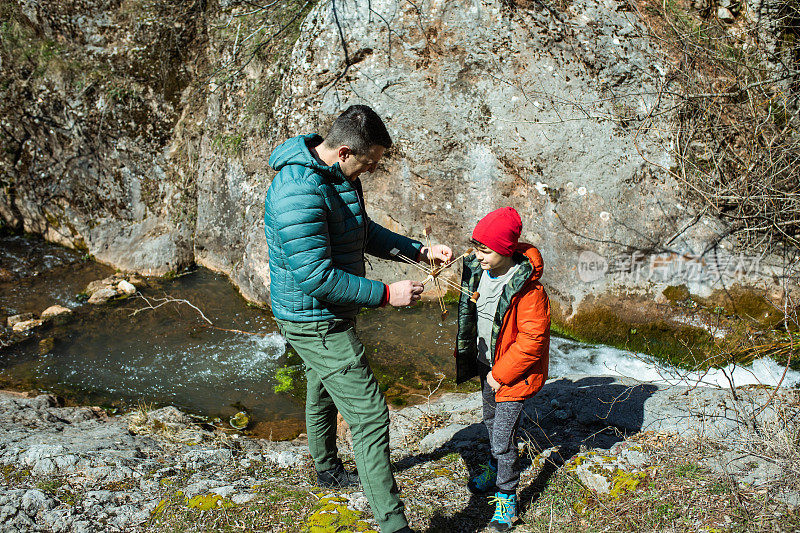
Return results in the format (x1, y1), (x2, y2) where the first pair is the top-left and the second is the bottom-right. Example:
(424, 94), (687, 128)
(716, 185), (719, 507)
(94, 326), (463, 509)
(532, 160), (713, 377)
(0, 0), (780, 317)
(272, 0), (685, 314)
(0, 0), (207, 275)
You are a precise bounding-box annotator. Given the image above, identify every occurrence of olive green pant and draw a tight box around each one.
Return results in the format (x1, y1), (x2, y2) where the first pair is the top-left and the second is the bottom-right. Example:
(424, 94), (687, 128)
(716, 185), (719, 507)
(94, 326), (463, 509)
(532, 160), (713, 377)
(275, 318), (408, 533)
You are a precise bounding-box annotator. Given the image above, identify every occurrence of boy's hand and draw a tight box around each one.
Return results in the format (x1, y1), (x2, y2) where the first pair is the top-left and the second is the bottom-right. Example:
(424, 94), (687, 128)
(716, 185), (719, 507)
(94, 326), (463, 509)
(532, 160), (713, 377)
(388, 280), (424, 306)
(419, 245), (453, 265)
(486, 371), (501, 392)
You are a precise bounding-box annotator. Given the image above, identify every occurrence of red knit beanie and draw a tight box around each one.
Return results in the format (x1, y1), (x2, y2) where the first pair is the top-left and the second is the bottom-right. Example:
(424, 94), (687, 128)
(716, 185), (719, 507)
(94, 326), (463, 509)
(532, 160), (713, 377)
(471, 207), (522, 256)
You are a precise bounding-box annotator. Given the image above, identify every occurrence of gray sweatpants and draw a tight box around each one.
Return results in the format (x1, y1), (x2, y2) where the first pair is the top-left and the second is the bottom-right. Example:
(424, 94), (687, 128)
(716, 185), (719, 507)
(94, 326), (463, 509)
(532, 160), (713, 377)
(481, 373), (525, 492)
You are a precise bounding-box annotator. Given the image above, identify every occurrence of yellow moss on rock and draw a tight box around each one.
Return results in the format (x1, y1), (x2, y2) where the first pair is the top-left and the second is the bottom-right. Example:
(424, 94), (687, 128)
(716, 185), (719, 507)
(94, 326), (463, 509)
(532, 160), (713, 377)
(304, 493), (377, 533)
(607, 469), (648, 499)
(152, 498), (170, 517)
(186, 493), (234, 510)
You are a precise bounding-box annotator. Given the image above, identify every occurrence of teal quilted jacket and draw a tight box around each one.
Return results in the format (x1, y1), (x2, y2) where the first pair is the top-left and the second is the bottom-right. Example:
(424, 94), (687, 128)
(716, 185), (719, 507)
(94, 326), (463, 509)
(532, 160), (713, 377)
(264, 134), (422, 321)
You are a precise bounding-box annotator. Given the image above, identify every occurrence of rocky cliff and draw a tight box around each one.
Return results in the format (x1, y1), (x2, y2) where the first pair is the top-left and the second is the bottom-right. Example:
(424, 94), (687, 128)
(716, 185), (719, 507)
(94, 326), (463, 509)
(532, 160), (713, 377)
(1, 0), (793, 344)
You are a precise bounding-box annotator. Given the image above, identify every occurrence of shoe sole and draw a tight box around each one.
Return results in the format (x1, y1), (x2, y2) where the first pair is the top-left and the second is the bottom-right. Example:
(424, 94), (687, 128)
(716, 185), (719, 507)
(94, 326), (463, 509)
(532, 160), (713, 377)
(489, 520), (514, 531)
(317, 480), (361, 488)
(467, 483), (498, 495)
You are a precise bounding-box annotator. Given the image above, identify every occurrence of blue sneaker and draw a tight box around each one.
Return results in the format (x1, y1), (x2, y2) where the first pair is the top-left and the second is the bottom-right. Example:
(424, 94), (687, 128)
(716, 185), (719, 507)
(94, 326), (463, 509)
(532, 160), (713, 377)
(488, 491), (518, 531)
(467, 461), (497, 494)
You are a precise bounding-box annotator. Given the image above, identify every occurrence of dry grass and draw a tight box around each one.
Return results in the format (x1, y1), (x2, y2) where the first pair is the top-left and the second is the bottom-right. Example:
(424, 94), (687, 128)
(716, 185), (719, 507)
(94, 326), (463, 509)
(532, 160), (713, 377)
(523, 431), (800, 533)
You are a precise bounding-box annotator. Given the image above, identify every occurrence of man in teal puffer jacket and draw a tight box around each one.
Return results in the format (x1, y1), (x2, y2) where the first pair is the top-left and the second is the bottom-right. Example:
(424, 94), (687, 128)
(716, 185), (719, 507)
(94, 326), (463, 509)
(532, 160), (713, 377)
(265, 105), (451, 533)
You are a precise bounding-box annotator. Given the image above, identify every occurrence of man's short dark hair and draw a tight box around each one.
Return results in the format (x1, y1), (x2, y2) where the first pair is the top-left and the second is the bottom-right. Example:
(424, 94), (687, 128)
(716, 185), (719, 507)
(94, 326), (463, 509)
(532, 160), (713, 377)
(323, 105), (392, 155)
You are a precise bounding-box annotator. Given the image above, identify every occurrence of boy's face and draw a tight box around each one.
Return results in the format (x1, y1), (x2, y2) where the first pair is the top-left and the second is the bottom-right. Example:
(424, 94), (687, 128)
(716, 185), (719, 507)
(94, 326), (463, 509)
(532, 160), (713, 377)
(474, 244), (511, 272)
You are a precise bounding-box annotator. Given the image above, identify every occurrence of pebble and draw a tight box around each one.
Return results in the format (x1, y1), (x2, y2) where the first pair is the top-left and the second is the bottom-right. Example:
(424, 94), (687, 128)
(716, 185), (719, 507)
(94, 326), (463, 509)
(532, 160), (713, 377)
(41, 305), (73, 321)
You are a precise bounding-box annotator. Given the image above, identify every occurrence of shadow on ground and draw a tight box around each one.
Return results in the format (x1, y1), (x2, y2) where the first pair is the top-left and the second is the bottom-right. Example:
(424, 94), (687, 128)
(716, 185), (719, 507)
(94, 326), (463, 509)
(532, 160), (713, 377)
(394, 376), (660, 532)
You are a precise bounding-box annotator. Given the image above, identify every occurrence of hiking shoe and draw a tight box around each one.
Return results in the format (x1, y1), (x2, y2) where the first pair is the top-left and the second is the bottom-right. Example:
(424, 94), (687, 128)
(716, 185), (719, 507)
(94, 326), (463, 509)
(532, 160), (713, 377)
(316, 462), (360, 488)
(488, 491), (518, 531)
(467, 461), (497, 494)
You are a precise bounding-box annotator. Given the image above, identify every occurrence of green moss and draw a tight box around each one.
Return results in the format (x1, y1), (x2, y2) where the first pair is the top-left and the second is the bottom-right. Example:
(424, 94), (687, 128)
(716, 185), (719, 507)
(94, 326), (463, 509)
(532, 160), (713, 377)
(441, 452), (461, 464)
(273, 351), (307, 399)
(36, 478), (64, 493)
(708, 288), (784, 327)
(2, 464), (30, 484)
(273, 364), (302, 394)
(211, 133), (245, 156)
(674, 463), (703, 479)
(440, 291), (460, 305)
(553, 304), (714, 368)
(390, 397), (407, 407)
(662, 284), (690, 302)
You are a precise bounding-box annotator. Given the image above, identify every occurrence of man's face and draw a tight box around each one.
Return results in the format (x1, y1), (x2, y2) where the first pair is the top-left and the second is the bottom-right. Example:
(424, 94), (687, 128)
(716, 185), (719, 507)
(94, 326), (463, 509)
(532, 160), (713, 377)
(339, 144), (385, 180)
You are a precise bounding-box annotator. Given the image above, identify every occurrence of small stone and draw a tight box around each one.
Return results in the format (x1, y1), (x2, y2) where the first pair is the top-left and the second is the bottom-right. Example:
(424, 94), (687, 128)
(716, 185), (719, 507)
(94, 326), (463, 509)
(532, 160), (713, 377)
(230, 411), (250, 430)
(210, 485), (236, 498)
(575, 464), (611, 493)
(12, 319), (44, 332)
(42, 509), (73, 533)
(717, 6), (735, 22)
(73, 520), (92, 533)
(262, 448), (305, 468)
(554, 409), (571, 420)
(21, 489), (56, 515)
(231, 493), (257, 505)
(41, 305), (73, 321)
(85, 490), (113, 504)
(85, 278), (111, 296)
(7, 313), (35, 328)
(88, 287), (118, 304)
(117, 280), (136, 296)
(148, 405), (194, 425)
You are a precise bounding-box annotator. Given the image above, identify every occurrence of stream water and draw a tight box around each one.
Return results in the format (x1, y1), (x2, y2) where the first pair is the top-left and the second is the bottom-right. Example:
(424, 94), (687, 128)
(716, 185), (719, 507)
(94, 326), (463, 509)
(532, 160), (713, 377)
(1, 235), (798, 439)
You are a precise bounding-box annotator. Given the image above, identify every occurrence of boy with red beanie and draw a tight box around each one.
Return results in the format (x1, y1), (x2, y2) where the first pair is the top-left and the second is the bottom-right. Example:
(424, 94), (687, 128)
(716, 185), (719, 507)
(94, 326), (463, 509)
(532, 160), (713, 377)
(454, 207), (551, 531)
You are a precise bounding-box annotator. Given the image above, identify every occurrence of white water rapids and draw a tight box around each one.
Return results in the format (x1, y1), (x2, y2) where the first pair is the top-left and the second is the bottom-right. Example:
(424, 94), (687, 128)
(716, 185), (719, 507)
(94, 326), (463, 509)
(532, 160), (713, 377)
(549, 336), (800, 388)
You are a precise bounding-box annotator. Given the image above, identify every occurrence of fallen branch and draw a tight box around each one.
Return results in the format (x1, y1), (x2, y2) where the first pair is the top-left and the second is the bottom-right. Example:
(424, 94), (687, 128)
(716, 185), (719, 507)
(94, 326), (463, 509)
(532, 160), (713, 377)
(129, 293), (213, 325)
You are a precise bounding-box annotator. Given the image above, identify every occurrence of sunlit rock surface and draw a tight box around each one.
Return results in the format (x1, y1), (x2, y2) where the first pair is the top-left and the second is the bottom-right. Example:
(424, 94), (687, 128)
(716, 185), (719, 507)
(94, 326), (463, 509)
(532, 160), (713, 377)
(0, 0), (787, 317)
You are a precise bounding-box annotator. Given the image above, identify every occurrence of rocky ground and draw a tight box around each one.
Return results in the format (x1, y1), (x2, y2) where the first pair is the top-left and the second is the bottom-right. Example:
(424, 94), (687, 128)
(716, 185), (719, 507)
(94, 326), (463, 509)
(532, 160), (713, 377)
(1, 375), (798, 532)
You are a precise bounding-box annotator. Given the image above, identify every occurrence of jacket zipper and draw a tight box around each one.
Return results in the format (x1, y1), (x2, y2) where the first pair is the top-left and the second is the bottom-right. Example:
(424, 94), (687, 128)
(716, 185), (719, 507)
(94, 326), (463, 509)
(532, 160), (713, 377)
(352, 179), (368, 268)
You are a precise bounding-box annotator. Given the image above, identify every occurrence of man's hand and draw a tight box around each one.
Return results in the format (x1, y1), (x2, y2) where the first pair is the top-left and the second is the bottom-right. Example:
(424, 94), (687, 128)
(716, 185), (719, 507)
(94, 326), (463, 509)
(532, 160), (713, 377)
(486, 371), (501, 392)
(388, 280), (424, 307)
(419, 244), (453, 265)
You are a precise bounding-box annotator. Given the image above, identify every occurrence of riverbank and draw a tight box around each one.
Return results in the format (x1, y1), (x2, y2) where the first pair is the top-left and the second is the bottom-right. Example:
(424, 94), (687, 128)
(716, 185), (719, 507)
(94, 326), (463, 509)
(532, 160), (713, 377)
(1, 375), (798, 532)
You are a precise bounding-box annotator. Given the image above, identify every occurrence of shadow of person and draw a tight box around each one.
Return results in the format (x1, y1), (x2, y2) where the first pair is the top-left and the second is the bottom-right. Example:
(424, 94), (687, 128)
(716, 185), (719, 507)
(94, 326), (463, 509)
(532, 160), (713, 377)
(395, 375), (661, 530)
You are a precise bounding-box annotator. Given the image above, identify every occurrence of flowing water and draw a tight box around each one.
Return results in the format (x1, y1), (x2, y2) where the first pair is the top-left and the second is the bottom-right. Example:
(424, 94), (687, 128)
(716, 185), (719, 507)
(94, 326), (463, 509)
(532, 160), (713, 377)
(1, 235), (797, 439)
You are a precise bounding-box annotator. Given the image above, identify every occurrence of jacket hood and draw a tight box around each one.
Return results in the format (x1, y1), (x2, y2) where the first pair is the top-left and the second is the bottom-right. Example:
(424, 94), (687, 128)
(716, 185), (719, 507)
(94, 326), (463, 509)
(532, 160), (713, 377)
(516, 243), (543, 282)
(268, 134), (344, 180)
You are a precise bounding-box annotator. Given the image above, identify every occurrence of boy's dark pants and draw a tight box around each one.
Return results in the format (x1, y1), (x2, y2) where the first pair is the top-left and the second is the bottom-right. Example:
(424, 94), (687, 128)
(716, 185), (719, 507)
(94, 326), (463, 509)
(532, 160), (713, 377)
(480, 369), (525, 493)
(275, 318), (407, 533)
